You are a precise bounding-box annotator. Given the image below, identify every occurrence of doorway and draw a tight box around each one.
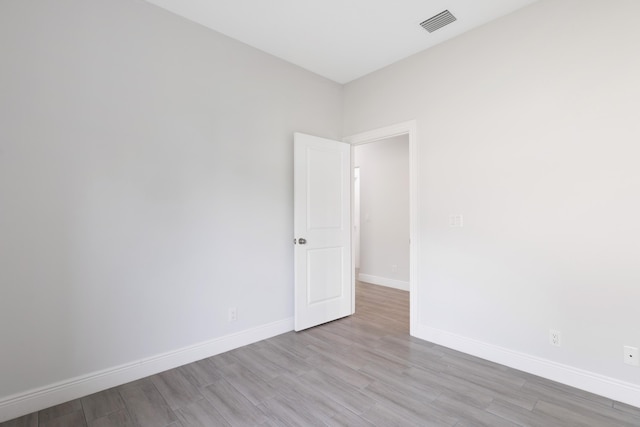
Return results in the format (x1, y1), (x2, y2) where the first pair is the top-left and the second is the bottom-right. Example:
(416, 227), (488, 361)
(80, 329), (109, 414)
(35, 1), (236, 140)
(354, 135), (409, 290)
(344, 121), (418, 336)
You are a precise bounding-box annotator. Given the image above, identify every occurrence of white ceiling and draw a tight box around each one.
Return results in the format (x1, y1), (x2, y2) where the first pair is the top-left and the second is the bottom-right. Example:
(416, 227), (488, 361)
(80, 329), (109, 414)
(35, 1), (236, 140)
(144, 0), (539, 84)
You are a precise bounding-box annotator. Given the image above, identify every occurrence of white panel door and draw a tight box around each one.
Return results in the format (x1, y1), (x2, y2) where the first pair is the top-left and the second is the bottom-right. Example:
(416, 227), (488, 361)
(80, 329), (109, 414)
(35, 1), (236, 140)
(294, 132), (352, 331)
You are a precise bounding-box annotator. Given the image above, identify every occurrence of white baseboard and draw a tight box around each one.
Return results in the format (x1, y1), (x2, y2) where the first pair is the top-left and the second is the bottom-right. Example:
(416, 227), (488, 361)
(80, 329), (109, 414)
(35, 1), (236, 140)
(0, 318), (294, 423)
(413, 324), (640, 409)
(358, 273), (409, 291)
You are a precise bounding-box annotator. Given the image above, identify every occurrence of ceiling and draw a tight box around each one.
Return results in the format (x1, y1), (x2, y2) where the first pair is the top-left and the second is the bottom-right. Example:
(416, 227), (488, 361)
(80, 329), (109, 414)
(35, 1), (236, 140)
(144, 0), (539, 84)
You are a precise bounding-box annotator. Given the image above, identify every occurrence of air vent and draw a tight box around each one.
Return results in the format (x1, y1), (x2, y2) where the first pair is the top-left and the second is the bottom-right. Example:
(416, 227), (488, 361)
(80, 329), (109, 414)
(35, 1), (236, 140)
(420, 10), (457, 33)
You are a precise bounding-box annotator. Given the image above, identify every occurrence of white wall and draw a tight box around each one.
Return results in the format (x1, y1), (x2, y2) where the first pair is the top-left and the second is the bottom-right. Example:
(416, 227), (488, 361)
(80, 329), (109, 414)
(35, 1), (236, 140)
(355, 136), (410, 290)
(0, 0), (342, 417)
(344, 0), (640, 406)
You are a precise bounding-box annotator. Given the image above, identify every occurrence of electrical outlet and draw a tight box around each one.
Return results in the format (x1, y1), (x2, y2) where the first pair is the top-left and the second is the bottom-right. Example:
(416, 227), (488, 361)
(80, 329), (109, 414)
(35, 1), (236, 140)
(228, 307), (237, 322)
(549, 329), (561, 347)
(624, 346), (639, 366)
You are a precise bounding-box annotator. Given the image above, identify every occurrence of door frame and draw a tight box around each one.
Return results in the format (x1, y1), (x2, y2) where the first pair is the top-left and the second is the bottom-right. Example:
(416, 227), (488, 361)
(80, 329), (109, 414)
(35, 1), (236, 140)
(343, 120), (418, 336)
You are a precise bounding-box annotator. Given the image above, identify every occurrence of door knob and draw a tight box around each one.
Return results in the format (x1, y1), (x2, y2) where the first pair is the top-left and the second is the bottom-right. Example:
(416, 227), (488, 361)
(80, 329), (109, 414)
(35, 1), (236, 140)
(298, 238), (307, 245)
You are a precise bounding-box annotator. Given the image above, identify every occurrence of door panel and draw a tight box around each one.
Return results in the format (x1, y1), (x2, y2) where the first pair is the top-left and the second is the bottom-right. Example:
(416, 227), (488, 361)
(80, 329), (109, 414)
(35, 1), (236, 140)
(307, 247), (344, 303)
(294, 132), (352, 331)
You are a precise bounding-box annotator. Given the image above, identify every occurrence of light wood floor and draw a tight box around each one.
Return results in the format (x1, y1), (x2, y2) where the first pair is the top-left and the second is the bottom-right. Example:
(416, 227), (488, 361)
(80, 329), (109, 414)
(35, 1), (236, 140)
(3, 281), (640, 426)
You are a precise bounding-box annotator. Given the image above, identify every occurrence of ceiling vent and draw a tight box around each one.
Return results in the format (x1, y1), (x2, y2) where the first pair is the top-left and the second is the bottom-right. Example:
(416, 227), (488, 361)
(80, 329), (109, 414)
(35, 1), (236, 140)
(420, 10), (457, 33)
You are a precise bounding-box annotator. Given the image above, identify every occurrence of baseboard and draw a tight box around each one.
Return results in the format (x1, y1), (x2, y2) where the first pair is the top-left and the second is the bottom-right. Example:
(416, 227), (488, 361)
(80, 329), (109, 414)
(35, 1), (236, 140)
(413, 324), (640, 409)
(0, 317), (294, 423)
(358, 273), (409, 291)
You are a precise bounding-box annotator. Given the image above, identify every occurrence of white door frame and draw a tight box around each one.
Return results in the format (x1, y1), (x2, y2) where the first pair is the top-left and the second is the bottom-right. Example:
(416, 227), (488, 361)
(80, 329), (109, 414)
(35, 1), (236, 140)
(343, 120), (418, 336)
(353, 167), (361, 270)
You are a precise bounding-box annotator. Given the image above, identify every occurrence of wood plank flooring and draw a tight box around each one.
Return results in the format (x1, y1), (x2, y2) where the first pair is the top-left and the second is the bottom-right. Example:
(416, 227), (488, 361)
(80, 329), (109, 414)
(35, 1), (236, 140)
(3, 281), (640, 426)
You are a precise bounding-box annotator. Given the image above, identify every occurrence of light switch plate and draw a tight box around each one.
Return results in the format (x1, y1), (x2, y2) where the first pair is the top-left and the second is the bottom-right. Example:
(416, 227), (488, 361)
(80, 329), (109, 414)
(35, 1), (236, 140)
(448, 214), (464, 227)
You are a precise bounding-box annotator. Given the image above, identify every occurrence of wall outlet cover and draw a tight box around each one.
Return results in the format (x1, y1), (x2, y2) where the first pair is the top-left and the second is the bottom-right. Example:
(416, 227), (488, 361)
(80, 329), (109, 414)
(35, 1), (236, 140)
(624, 346), (639, 366)
(228, 307), (238, 322)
